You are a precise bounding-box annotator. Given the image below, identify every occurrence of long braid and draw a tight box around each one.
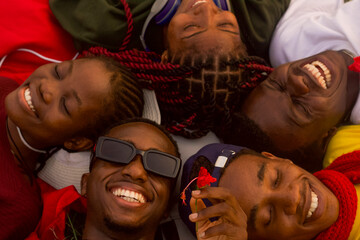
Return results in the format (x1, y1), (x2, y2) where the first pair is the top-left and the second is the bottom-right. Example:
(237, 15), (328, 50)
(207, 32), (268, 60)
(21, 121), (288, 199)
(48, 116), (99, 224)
(80, 47), (272, 139)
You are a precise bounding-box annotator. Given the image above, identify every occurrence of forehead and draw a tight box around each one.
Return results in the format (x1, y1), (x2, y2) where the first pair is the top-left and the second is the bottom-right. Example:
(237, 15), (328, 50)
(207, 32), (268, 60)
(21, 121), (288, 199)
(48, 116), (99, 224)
(107, 122), (175, 155)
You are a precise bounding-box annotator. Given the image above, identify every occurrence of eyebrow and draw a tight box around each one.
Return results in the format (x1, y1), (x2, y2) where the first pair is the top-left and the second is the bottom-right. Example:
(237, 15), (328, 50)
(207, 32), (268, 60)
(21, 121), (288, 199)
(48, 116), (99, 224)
(257, 162), (267, 185)
(248, 204), (258, 230)
(181, 29), (239, 40)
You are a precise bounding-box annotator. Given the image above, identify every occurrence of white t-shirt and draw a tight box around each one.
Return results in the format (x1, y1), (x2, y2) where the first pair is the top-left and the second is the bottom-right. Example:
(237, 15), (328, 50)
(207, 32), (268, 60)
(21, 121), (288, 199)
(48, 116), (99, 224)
(269, 0), (360, 67)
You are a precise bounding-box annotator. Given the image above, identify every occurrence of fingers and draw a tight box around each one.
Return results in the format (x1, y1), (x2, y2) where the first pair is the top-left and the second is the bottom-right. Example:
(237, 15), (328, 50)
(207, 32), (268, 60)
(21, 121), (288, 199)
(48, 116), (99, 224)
(188, 187), (248, 239)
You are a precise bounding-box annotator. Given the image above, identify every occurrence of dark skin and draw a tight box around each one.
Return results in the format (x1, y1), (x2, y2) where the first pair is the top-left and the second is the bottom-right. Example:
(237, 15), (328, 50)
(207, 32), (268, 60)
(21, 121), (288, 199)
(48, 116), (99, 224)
(242, 50), (360, 168)
(5, 58), (112, 180)
(163, 0), (246, 60)
(81, 122), (178, 240)
(189, 152), (339, 240)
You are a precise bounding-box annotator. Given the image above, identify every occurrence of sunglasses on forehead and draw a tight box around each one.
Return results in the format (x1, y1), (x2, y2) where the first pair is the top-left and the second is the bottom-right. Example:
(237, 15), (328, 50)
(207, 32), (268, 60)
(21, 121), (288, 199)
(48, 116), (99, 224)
(94, 136), (181, 178)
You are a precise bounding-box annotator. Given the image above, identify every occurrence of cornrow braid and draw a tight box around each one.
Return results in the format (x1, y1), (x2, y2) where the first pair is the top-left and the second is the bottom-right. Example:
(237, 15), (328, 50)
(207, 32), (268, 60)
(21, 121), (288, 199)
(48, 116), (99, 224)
(75, 55), (144, 142)
(80, 47), (273, 139)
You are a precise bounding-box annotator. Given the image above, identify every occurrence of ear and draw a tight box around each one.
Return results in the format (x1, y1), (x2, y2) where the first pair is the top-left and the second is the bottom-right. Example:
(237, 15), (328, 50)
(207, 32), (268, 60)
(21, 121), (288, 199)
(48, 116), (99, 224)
(261, 151), (293, 164)
(81, 173), (90, 197)
(63, 137), (94, 151)
(261, 151), (276, 158)
(161, 50), (169, 64)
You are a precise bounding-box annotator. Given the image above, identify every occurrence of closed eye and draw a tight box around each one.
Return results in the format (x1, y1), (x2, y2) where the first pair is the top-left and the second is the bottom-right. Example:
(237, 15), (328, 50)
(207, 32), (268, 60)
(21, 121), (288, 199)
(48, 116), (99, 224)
(184, 24), (200, 30)
(292, 99), (311, 116)
(269, 77), (286, 92)
(266, 205), (273, 226)
(274, 169), (280, 188)
(217, 22), (234, 27)
(54, 65), (61, 79)
(61, 96), (70, 116)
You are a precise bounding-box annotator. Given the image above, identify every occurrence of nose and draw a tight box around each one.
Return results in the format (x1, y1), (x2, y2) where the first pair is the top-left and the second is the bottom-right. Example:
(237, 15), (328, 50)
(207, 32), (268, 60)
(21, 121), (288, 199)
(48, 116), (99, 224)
(193, 1), (220, 16)
(40, 81), (58, 104)
(271, 183), (300, 215)
(121, 156), (148, 183)
(287, 76), (310, 97)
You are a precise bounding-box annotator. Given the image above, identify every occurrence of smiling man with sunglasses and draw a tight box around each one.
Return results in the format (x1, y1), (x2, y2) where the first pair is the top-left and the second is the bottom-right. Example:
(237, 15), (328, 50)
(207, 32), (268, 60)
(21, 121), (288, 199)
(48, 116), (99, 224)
(27, 118), (181, 240)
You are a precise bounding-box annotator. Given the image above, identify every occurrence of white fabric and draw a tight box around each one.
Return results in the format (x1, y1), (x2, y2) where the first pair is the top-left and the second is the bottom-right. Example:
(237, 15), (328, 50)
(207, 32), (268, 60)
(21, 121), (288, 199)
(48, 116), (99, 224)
(38, 149), (90, 192)
(269, 0), (360, 67)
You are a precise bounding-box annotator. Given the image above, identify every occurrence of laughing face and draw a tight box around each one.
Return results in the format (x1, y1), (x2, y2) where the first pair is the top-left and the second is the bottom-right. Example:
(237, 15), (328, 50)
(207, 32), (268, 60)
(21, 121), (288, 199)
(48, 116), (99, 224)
(166, 0), (246, 57)
(219, 152), (339, 240)
(243, 50), (359, 153)
(82, 122), (177, 239)
(5, 58), (111, 148)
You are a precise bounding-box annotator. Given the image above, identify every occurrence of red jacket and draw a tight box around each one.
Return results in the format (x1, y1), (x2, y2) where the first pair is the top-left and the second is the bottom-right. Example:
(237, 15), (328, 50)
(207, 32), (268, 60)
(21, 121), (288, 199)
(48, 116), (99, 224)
(0, 0), (78, 85)
(26, 179), (87, 240)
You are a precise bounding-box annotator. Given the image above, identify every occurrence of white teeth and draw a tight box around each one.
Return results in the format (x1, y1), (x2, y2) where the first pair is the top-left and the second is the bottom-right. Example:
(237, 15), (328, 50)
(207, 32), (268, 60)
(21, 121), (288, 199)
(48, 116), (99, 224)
(192, 0), (207, 7)
(112, 188), (146, 203)
(306, 190), (318, 219)
(303, 61), (332, 89)
(24, 88), (36, 112)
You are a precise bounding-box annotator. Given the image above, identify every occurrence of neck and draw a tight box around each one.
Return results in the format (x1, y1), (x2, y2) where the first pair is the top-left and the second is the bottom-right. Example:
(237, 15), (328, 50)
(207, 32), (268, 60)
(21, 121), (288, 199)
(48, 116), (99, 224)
(6, 118), (42, 172)
(82, 220), (157, 240)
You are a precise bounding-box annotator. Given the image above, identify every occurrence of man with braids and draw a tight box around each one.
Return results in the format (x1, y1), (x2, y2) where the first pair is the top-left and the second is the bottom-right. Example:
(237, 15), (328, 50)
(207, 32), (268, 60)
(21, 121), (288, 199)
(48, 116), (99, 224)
(0, 55), (144, 239)
(27, 118), (181, 240)
(179, 143), (360, 240)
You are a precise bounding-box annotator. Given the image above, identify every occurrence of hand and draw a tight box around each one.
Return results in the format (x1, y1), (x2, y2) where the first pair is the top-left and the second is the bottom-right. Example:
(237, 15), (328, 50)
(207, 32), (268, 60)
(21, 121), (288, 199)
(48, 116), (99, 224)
(189, 187), (248, 240)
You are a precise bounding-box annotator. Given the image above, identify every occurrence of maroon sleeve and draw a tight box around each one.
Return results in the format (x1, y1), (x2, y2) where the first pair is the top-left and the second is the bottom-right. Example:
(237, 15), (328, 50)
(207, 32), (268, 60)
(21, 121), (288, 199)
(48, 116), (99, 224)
(0, 77), (42, 239)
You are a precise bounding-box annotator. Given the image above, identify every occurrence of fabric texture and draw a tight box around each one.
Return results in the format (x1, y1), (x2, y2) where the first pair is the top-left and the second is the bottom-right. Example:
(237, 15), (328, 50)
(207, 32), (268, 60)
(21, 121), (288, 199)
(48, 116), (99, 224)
(269, 0), (360, 67)
(0, 77), (43, 239)
(0, 0), (79, 85)
(323, 125), (360, 168)
(26, 179), (87, 240)
(314, 150), (360, 240)
(49, 0), (290, 60)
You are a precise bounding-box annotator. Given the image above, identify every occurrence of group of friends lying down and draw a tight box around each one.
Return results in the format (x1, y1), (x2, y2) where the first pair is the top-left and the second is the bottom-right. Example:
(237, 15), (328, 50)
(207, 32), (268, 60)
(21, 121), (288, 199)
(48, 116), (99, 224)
(1, 0), (360, 239)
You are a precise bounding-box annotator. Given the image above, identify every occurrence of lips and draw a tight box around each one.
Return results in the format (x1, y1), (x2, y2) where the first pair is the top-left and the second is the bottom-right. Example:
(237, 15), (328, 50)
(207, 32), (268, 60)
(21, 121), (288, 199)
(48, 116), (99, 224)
(303, 61), (332, 89)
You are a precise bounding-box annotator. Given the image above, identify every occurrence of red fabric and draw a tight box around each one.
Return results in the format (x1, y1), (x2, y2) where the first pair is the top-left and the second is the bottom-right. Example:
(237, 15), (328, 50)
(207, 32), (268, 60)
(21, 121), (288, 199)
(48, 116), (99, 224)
(0, 77), (43, 239)
(26, 179), (87, 240)
(314, 150), (360, 240)
(349, 56), (360, 73)
(0, 0), (78, 85)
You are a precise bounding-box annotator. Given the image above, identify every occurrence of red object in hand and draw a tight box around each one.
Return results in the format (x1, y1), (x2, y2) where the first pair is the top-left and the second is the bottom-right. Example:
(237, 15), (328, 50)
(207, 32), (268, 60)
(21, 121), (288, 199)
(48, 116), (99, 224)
(348, 56), (360, 72)
(197, 167), (217, 188)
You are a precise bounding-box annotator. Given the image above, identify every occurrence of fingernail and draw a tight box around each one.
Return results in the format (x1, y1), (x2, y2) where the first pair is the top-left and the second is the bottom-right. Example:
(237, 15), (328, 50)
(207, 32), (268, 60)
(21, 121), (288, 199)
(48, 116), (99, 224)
(192, 190), (200, 195)
(189, 213), (198, 220)
(199, 231), (205, 238)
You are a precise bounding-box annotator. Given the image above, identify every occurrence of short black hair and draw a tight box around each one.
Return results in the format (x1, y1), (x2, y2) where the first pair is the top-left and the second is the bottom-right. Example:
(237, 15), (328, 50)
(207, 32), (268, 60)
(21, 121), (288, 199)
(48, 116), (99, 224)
(222, 112), (323, 172)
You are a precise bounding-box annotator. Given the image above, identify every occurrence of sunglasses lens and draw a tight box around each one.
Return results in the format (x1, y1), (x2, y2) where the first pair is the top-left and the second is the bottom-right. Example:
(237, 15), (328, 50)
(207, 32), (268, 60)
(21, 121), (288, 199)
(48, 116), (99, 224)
(146, 152), (179, 178)
(100, 139), (133, 164)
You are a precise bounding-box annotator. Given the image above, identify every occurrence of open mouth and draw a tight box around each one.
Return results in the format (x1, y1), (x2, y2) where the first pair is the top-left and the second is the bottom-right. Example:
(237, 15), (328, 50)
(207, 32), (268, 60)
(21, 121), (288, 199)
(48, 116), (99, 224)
(24, 87), (36, 113)
(112, 188), (146, 203)
(303, 61), (332, 89)
(306, 190), (319, 219)
(192, 0), (208, 7)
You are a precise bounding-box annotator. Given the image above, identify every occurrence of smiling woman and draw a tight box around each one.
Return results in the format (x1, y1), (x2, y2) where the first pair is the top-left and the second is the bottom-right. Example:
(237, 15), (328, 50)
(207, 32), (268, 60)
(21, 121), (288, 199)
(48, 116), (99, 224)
(0, 56), (144, 239)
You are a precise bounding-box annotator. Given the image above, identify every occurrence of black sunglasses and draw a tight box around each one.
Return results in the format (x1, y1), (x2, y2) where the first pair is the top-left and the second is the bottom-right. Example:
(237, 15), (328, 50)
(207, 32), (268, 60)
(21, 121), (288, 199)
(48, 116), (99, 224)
(95, 136), (181, 178)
